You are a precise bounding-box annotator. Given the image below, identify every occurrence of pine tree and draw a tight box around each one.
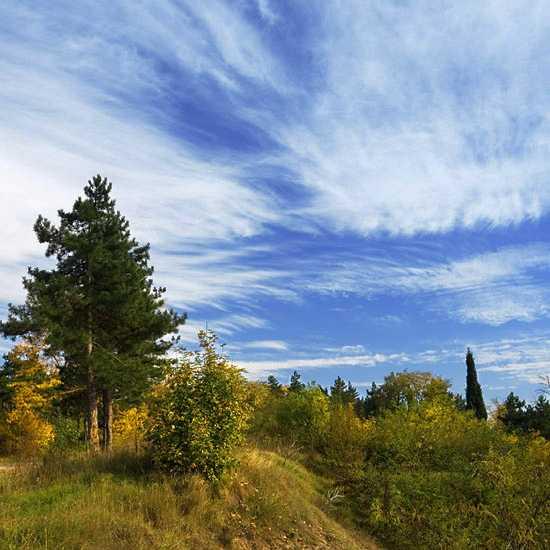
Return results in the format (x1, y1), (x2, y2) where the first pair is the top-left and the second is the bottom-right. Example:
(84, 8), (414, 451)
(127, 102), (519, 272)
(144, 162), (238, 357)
(498, 392), (527, 433)
(289, 370), (305, 393)
(525, 395), (550, 440)
(1, 175), (186, 451)
(465, 348), (487, 420)
(345, 381), (359, 404)
(331, 377), (359, 406)
(267, 375), (283, 395)
(330, 376), (347, 402)
(361, 382), (381, 417)
(0, 356), (17, 411)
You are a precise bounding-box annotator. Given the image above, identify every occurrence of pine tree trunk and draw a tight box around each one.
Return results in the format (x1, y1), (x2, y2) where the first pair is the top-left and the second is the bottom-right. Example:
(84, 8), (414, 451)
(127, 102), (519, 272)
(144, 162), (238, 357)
(103, 388), (113, 452)
(87, 366), (100, 453)
(86, 305), (100, 453)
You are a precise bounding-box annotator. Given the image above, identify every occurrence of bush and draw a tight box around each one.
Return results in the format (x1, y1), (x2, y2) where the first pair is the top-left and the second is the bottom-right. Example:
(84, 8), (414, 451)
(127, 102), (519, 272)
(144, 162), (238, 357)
(148, 330), (251, 481)
(265, 384), (330, 453)
(344, 399), (550, 549)
(2, 409), (54, 458)
(0, 338), (60, 458)
(49, 416), (82, 454)
(325, 403), (368, 472)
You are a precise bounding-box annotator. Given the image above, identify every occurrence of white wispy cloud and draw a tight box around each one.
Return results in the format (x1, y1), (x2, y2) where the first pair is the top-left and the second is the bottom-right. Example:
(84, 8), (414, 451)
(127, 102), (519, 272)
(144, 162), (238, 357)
(480, 363), (550, 385)
(236, 330), (550, 392)
(177, 313), (271, 344)
(2, 0), (550, 340)
(239, 352), (409, 379)
(245, 340), (289, 351)
(5, 0), (549, 258)
(297, 243), (550, 325)
(0, 2), (287, 315)
(473, 332), (550, 385)
(276, 1), (550, 235)
(256, 0), (277, 24)
(441, 287), (550, 325)
(323, 344), (367, 355)
(153, 250), (295, 311)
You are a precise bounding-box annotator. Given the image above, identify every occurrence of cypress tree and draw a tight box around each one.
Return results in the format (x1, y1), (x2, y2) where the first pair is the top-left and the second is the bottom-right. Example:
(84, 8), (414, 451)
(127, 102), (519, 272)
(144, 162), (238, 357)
(1, 175), (186, 451)
(465, 347), (487, 420)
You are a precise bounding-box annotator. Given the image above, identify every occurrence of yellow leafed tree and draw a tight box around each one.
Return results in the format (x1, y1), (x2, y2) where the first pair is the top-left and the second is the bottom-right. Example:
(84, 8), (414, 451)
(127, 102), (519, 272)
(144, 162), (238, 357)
(112, 406), (148, 452)
(1, 338), (60, 457)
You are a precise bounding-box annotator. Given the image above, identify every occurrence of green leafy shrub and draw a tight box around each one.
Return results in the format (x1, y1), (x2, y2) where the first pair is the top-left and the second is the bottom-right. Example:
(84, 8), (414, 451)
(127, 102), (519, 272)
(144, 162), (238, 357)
(274, 384), (330, 452)
(344, 399), (550, 549)
(49, 416), (82, 454)
(148, 330), (251, 481)
(324, 403), (368, 472)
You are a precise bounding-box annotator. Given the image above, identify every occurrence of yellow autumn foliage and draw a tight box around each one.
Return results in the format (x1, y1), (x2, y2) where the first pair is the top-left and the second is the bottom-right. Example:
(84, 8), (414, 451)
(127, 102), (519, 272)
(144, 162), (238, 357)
(2, 338), (60, 457)
(112, 406), (147, 452)
(527, 434), (550, 465)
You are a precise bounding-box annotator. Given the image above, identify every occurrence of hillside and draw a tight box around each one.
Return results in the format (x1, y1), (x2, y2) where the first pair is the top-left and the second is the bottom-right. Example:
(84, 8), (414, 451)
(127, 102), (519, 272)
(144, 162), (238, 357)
(0, 449), (380, 550)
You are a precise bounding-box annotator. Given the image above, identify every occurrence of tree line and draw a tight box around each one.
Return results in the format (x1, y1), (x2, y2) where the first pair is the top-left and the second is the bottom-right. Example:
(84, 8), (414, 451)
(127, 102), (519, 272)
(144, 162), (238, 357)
(248, 363), (550, 550)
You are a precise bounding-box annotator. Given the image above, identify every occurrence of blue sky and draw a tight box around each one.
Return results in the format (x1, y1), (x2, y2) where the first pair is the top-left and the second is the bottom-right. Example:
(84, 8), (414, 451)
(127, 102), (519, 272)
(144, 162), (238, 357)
(1, 0), (549, 404)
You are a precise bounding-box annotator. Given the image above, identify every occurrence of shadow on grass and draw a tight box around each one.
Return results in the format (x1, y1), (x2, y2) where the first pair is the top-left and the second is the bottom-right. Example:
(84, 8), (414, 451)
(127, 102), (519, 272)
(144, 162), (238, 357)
(29, 448), (156, 486)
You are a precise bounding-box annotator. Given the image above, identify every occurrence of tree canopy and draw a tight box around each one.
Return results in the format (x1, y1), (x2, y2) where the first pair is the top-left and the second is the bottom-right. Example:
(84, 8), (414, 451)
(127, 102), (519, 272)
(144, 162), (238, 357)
(361, 370), (451, 415)
(1, 175), (186, 451)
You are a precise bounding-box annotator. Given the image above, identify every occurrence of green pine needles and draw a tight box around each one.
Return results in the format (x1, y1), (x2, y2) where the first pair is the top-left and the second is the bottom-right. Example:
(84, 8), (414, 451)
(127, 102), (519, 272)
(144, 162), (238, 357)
(465, 347), (487, 420)
(1, 175), (186, 451)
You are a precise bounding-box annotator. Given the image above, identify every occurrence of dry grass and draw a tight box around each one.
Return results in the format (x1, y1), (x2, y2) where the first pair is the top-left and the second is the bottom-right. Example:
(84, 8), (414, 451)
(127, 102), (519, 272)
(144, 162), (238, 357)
(0, 448), (379, 550)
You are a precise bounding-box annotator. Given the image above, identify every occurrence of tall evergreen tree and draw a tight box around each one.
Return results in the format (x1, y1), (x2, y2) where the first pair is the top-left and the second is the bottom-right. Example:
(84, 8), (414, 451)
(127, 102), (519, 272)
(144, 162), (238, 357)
(345, 381), (359, 404)
(525, 395), (550, 440)
(330, 377), (359, 405)
(499, 392), (527, 433)
(267, 375), (283, 395)
(465, 348), (487, 420)
(0, 356), (17, 412)
(361, 382), (381, 417)
(289, 370), (305, 393)
(330, 376), (347, 402)
(1, 175), (186, 451)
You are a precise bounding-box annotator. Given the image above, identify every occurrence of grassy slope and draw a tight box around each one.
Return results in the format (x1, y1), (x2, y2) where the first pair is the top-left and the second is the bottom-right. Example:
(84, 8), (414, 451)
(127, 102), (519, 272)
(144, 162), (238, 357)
(0, 449), (379, 550)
